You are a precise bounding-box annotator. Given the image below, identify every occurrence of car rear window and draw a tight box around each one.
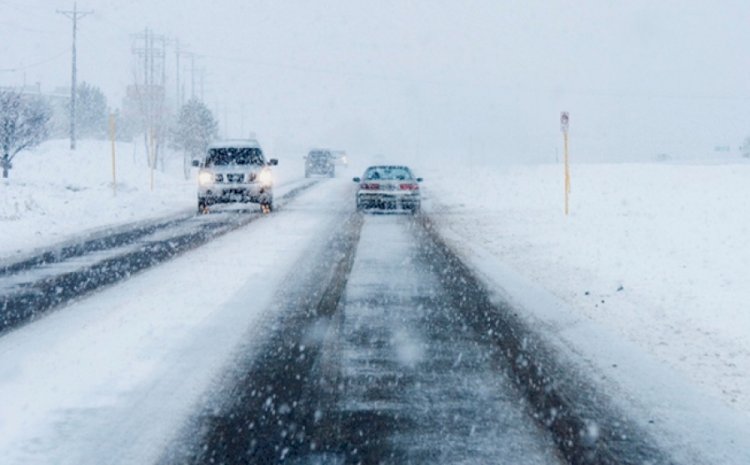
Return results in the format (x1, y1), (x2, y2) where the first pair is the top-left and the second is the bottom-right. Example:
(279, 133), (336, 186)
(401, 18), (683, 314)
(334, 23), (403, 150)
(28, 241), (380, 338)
(364, 166), (413, 180)
(308, 151), (331, 160)
(206, 148), (264, 166)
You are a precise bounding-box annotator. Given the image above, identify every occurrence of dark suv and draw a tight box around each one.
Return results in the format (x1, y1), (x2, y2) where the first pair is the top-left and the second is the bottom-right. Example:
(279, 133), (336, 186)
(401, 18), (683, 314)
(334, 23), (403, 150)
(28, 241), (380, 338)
(304, 150), (335, 178)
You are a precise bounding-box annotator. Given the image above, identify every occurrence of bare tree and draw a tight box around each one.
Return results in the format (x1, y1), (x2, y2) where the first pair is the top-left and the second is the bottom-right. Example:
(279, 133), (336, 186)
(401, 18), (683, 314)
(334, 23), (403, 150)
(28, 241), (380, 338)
(0, 89), (51, 179)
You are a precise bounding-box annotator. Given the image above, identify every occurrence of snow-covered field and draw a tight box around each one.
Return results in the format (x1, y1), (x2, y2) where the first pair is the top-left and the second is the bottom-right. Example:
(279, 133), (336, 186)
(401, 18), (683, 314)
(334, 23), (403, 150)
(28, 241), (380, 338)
(423, 161), (750, 409)
(3, 140), (750, 462)
(421, 161), (750, 463)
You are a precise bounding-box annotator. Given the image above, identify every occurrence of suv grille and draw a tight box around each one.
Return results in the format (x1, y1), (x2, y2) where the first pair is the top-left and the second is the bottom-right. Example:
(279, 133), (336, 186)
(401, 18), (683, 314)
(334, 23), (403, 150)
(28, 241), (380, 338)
(226, 173), (244, 183)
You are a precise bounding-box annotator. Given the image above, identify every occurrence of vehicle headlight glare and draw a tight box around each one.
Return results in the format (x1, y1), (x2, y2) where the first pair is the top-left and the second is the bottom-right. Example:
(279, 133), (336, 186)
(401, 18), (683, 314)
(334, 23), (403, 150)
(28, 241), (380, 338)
(258, 169), (273, 186)
(198, 171), (214, 186)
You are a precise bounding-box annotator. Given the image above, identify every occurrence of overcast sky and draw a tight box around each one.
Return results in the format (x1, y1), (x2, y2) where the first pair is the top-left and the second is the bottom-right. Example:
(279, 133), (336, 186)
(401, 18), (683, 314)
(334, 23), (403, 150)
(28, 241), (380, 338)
(2, 0), (750, 163)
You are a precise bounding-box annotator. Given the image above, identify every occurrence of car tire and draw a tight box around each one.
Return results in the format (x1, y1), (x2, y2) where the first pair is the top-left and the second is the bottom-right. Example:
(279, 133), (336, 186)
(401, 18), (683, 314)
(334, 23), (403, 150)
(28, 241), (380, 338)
(198, 199), (208, 214)
(261, 199), (274, 214)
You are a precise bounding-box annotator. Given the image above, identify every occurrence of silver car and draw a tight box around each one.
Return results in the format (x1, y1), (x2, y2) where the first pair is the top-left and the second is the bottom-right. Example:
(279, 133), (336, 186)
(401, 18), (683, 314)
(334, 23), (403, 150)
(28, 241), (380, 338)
(194, 140), (278, 214)
(353, 165), (422, 213)
(304, 149), (335, 178)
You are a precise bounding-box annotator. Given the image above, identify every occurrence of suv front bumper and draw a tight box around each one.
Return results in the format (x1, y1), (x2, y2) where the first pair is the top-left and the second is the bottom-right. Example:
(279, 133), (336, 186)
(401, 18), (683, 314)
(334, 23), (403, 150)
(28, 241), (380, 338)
(199, 184), (271, 205)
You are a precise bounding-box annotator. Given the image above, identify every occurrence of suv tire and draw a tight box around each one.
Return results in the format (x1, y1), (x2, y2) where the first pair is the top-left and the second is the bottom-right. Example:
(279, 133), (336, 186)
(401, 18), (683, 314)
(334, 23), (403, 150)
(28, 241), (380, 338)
(198, 199), (209, 214)
(260, 199), (274, 213)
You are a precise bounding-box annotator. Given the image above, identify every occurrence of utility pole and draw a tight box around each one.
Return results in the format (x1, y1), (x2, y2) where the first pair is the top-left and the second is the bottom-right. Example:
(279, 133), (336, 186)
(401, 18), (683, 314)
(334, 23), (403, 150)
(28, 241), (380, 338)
(184, 53), (207, 102)
(173, 40), (193, 108)
(190, 53), (196, 100)
(57, 2), (93, 150)
(200, 68), (205, 102)
(174, 39), (181, 108)
(131, 28), (167, 188)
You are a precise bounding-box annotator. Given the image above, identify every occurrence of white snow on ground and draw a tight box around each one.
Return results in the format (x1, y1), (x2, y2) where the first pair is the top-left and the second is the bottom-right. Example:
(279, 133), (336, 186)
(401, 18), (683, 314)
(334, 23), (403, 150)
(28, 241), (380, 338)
(0, 178), (352, 465)
(0, 139), (302, 259)
(3, 142), (750, 463)
(422, 161), (750, 464)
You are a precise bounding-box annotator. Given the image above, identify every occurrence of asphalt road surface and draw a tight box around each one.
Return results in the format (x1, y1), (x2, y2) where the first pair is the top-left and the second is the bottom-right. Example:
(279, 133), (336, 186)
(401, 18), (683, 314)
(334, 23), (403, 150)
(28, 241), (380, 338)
(164, 214), (563, 465)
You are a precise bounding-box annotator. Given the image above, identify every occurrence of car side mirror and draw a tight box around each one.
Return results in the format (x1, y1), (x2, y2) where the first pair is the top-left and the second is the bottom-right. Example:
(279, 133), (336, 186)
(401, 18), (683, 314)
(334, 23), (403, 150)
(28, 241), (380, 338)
(352, 177), (361, 183)
(416, 177), (423, 182)
(191, 160), (200, 167)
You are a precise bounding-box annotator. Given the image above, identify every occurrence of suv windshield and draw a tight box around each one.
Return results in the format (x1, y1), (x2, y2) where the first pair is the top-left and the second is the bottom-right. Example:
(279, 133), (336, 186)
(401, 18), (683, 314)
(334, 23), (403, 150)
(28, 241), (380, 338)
(206, 147), (264, 166)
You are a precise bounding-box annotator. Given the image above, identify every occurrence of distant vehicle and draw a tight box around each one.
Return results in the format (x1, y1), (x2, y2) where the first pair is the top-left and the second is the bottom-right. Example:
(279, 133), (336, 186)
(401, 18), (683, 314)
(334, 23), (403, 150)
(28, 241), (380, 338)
(304, 149), (335, 178)
(331, 150), (348, 167)
(353, 165), (422, 213)
(193, 140), (278, 214)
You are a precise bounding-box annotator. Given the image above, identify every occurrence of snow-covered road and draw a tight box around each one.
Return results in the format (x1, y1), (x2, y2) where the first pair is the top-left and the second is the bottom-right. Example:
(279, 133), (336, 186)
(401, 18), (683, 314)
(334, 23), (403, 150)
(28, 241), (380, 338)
(2, 162), (749, 464)
(162, 213), (564, 464)
(333, 216), (561, 464)
(0, 178), (352, 464)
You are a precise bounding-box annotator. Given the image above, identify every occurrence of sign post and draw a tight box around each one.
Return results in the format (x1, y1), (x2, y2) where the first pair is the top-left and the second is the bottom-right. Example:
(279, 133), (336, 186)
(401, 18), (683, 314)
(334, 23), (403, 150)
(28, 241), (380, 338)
(560, 111), (570, 215)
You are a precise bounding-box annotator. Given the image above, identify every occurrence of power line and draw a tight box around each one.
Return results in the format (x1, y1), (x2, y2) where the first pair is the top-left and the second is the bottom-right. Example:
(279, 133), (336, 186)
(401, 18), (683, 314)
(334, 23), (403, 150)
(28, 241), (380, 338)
(14, 50), (69, 71)
(130, 27), (169, 178)
(57, 2), (93, 151)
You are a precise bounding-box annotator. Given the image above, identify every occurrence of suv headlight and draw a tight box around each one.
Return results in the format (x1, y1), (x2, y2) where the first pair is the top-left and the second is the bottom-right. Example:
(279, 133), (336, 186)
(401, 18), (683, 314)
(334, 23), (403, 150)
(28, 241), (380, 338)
(198, 171), (214, 186)
(258, 169), (273, 187)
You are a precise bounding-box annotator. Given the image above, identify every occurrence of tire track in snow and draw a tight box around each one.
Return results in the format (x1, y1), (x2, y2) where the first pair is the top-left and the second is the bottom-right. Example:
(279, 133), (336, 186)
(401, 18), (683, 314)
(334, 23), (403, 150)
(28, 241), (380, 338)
(0, 180), (320, 335)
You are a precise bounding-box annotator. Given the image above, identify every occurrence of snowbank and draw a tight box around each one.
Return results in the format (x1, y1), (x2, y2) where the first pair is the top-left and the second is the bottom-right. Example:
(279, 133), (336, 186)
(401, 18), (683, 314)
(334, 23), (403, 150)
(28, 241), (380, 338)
(424, 161), (750, 461)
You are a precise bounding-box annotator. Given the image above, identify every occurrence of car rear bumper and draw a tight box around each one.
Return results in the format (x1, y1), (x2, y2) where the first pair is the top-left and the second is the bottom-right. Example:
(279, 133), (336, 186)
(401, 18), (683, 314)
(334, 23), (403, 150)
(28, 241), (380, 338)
(357, 192), (420, 210)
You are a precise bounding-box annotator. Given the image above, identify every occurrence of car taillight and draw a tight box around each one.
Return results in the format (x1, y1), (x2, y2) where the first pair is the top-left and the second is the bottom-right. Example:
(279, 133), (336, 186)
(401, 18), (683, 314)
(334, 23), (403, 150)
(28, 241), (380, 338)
(361, 183), (380, 190)
(400, 183), (419, 190)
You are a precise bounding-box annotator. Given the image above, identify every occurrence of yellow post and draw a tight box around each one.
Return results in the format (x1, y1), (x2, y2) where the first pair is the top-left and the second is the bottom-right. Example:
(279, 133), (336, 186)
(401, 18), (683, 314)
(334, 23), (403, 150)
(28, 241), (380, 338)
(564, 130), (570, 215)
(109, 113), (116, 196)
(149, 128), (155, 191)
